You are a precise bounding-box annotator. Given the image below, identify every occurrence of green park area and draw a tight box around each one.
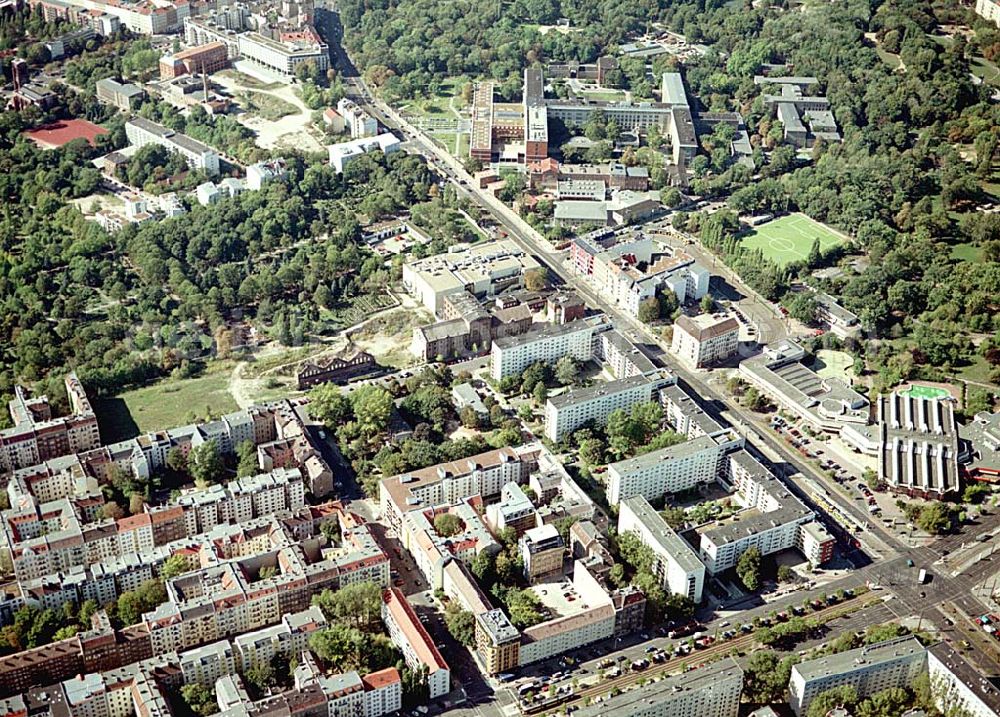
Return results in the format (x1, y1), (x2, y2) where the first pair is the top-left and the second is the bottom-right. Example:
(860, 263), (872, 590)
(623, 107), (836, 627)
(94, 365), (239, 443)
(742, 213), (848, 268)
(900, 384), (951, 400)
(813, 350), (855, 383)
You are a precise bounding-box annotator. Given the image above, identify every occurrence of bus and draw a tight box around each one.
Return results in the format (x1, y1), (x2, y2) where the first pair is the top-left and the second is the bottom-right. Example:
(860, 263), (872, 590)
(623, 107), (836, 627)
(918, 568), (928, 584)
(498, 673), (515, 683)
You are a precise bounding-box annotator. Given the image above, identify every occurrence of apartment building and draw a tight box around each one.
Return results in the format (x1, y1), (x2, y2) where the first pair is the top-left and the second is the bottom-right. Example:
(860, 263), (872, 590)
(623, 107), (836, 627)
(543, 370), (675, 442)
(789, 637), (926, 715)
(232, 606), (326, 673)
(595, 328), (658, 379)
(337, 98), (378, 138)
(697, 450), (833, 573)
(328, 133), (401, 173)
(0, 373), (100, 473)
(401, 499), (499, 589)
(403, 240), (541, 316)
(491, 320), (595, 381)
(517, 563), (615, 666)
(379, 446), (532, 531)
(246, 158), (287, 190)
(661, 383), (729, 439)
(574, 658), (743, 717)
(475, 608), (521, 675)
(606, 430), (742, 505)
(125, 117), (220, 176)
(977, 0), (1000, 25)
(519, 524), (564, 583)
(95, 78), (144, 111)
(484, 482), (537, 537)
(878, 392), (960, 498)
(618, 496), (705, 603)
(237, 28), (328, 79)
(381, 588), (451, 699)
(927, 643), (1000, 717)
(52, 0), (190, 35)
(670, 314), (740, 368)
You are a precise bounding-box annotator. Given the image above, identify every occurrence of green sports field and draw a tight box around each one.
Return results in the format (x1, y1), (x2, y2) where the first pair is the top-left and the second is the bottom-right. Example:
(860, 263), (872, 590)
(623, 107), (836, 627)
(742, 214), (848, 268)
(900, 384), (950, 400)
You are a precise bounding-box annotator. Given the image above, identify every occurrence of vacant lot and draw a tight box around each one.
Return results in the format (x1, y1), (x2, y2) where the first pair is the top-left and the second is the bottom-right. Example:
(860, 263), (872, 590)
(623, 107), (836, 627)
(95, 367), (239, 442)
(742, 213), (848, 268)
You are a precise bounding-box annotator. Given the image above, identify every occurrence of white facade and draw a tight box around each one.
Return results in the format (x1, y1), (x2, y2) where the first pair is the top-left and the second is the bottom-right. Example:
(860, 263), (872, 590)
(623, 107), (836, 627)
(977, 0), (1000, 25)
(670, 314), (740, 368)
(491, 321), (595, 381)
(618, 496), (705, 603)
(606, 431), (742, 504)
(337, 98), (379, 138)
(237, 31), (328, 79)
(125, 117), (220, 177)
(328, 133), (402, 173)
(789, 637), (926, 716)
(543, 371), (674, 442)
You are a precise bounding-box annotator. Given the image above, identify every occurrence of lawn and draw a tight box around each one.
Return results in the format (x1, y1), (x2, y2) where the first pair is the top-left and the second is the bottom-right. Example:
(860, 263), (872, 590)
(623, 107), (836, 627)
(402, 78), (467, 118)
(240, 91), (298, 121)
(900, 384), (951, 400)
(576, 89), (628, 102)
(950, 242), (983, 263)
(813, 350), (855, 383)
(94, 366), (238, 443)
(741, 213), (848, 268)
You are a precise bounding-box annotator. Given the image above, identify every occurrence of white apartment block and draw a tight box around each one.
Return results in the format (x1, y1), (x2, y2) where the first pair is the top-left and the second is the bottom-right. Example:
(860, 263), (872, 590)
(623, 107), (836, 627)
(789, 637), (927, 716)
(670, 314), (740, 368)
(927, 643), (1000, 717)
(606, 430), (743, 505)
(62, 0), (190, 34)
(328, 133), (402, 173)
(543, 370), (675, 442)
(237, 29), (328, 80)
(574, 658), (743, 717)
(337, 98), (379, 138)
(491, 320), (595, 381)
(125, 117), (220, 176)
(977, 0), (1000, 25)
(618, 496), (705, 603)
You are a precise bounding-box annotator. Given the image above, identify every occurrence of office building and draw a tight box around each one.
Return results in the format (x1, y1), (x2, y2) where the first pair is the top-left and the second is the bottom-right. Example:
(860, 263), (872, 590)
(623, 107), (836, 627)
(403, 240), (541, 317)
(670, 314), (740, 368)
(381, 588), (450, 699)
(607, 430), (742, 505)
(125, 117), (220, 177)
(618, 496), (704, 603)
(877, 392), (959, 497)
(95, 78), (144, 111)
(237, 28), (328, 80)
(789, 637), (926, 716)
(739, 340), (874, 454)
(574, 658), (743, 717)
(543, 370), (675, 442)
(490, 320), (595, 381)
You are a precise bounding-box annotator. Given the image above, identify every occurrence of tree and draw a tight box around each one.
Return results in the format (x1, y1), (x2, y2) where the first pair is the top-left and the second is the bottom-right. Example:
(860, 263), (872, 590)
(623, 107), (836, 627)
(310, 383), (353, 427)
(524, 268), (549, 292)
(700, 294), (714, 314)
(638, 297), (661, 323)
(777, 565), (797, 583)
(101, 501), (125, 520)
(181, 684), (217, 717)
(166, 447), (187, 474)
(507, 589), (544, 628)
(743, 650), (796, 704)
(444, 603), (476, 646)
(244, 661), (275, 693)
(806, 685), (858, 717)
(433, 512), (463, 537)
(736, 547), (762, 591)
(554, 355), (579, 386)
(350, 385), (393, 436)
(659, 506), (686, 529)
(188, 440), (223, 485)
(236, 439), (259, 478)
(532, 381), (548, 406)
(785, 293), (819, 325)
(578, 438), (605, 466)
(460, 405), (480, 429)
(160, 554), (188, 580)
(916, 502), (953, 534)
(312, 583), (382, 632)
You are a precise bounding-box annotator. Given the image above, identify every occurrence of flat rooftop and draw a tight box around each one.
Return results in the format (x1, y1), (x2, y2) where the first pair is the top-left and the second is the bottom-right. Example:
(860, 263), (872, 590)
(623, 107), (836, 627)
(794, 636), (924, 682)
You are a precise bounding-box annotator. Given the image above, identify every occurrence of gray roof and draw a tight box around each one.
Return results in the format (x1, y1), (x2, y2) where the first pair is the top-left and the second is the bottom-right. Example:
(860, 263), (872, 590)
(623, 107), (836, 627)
(554, 200), (608, 222)
(547, 373), (658, 410)
(492, 319), (591, 350)
(609, 434), (721, 475)
(575, 658), (743, 717)
(660, 72), (689, 107)
(621, 496), (703, 574)
(793, 636), (924, 682)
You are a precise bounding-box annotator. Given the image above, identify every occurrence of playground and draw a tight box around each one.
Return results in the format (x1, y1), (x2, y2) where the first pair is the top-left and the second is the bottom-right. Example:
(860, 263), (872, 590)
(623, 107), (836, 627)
(742, 213), (848, 268)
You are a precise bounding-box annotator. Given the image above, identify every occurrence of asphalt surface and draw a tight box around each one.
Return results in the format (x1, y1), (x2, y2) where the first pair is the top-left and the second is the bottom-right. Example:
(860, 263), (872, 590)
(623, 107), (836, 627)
(323, 17), (1000, 703)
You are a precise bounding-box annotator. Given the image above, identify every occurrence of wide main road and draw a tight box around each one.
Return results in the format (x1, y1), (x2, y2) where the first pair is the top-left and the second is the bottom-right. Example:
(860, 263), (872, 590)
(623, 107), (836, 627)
(329, 33), (1000, 674)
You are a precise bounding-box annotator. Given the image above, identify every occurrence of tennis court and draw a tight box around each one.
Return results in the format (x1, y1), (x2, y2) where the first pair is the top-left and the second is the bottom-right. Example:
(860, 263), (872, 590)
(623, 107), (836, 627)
(742, 214), (847, 268)
(900, 384), (950, 400)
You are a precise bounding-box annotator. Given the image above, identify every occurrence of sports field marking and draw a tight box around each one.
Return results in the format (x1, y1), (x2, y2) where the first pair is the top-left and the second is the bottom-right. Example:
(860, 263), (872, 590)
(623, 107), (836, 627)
(741, 213), (847, 268)
(901, 384), (950, 400)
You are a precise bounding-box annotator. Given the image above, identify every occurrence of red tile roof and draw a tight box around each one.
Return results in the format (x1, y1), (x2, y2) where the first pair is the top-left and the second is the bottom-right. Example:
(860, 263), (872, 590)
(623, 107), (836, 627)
(362, 667), (401, 690)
